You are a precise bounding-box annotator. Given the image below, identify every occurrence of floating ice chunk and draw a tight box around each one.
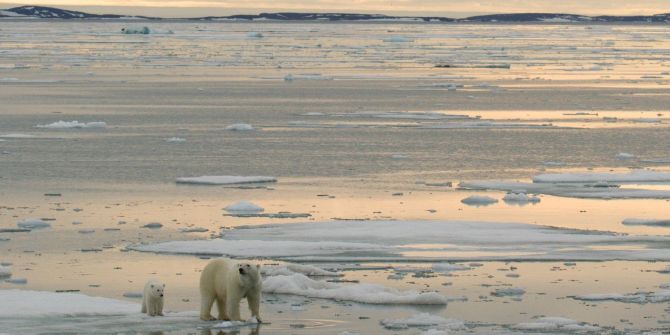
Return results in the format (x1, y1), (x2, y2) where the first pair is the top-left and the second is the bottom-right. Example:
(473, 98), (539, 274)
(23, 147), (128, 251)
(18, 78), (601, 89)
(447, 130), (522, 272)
(0, 290), (137, 316)
(460, 180), (670, 199)
(262, 273), (447, 305)
(263, 263), (341, 277)
(391, 154), (409, 160)
(491, 287), (526, 297)
(176, 176), (277, 185)
(165, 137), (186, 143)
(36, 121), (106, 129)
(616, 152), (635, 160)
(0, 265), (11, 278)
(533, 169), (670, 183)
(461, 195), (498, 206)
(573, 291), (670, 303)
(5, 278), (27, 284)
(512, 317), (599, 332)
(142, 222), (163, 229)
(122, 26), (150, 34)
(17, 218), (50, 229)
(543, 161), (566, 166)
(380, 313), (464, 330)
(247, 32), (263, 38)
(421, 330), (449, 335)
(383, 36), (413, 43)
(122, 292), (143, 298)
(179, 227), (209, 233)
(224, 201), (264, 214)
(503, 192), (540, 204)
(632, 118), (661, 123)
(432, 263), (471, 272)
(212, 317), (259, 329)
(225, 123), (254, 131)
(622, 218), (670, 227)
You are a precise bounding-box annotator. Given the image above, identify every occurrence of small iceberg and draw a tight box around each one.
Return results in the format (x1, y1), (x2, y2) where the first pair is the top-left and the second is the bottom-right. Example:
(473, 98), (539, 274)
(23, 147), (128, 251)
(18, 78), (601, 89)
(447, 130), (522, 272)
(224, 201), (264, 214)
(225, 123), (254, 131)
(380, 313), (464, 330)
(17, 218), (51, 229)
(122, 26), (151, 34)
(36, 121), (106, 129)
(460, 195), (498, 206)
(503, 192), (540, 204)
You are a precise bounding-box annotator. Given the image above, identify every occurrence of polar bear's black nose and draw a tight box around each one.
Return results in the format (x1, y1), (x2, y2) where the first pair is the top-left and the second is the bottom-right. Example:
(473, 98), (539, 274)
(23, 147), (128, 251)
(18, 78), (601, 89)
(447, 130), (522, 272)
(239, 268), (244, 274)
(160, 294), (164, 297)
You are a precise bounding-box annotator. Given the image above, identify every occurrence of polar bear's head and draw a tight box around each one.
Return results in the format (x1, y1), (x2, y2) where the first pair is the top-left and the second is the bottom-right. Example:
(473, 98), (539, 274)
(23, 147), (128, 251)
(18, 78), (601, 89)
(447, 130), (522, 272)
(149, 283), (165, 298)
(237, 263), (261, 286)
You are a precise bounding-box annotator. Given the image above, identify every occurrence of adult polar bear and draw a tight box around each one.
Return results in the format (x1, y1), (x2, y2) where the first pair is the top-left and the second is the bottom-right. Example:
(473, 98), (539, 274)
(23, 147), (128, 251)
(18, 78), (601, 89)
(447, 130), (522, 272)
(199, 259), (262, 322)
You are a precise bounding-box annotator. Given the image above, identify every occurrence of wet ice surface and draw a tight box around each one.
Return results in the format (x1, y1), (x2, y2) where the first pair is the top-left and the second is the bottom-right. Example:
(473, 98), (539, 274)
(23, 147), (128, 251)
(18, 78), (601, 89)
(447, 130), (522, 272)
(2, 21), (670, 334)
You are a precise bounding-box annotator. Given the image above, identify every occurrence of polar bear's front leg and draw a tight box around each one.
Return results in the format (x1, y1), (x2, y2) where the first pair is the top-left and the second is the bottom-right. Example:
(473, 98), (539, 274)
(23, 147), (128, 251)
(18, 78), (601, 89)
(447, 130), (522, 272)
(141, 298), (147, 314)
(200, 294), (216, 321)
(247, 291), (261, 322)
(156, 298), (164, 316)
(226, 292), (243, 321)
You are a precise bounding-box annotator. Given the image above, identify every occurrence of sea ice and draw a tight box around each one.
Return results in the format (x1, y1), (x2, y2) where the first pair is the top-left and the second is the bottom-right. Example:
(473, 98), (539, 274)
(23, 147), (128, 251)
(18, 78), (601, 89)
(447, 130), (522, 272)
(130, 220), (670, 261)
(460, 195), (498, 206)
(122, 26), (150, 34)
(224, 201), (264, 214)
(460, 180), (670, 199)
(512, 317), (600, 332)
(432, 263), (471, 272)
(380, 313), (464, 330)
(211, 317), (259, 328)
(0, 265), (11, 278)
(225, 123), (254, 131)
(622, 218), (670, 227)
(0, 133), (36, 139)
(382, 36), (414, 43)
(616, 152), (635, 160)
(247, 32), (263, 38)
(491, 287), (526, 297)
(165, 137), (186, 143)
(35, 121), (106, 129)
(176, 176), (277, 185)
(17, 218), (50, 229)
(573, 291), (670, 303)
(533, 169), (670, 183)
(263, 273), (448, 304)
(0, 289), (137, 316)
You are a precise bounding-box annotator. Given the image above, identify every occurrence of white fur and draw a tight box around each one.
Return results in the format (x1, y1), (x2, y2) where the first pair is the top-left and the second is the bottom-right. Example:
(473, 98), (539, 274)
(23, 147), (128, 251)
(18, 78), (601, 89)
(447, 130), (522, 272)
(141, 280), (165, 317)
(199, 259), (262, 322)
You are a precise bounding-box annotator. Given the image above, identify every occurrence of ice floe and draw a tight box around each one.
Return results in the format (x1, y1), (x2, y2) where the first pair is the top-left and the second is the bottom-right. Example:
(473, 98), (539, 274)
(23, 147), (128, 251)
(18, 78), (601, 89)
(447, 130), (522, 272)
(460, 180), (670, 199)
(262, 273), (447, 304)
(35, 121), (106, 129)
(432, 263), (471, 273)
(165, 137), (186, 143)
(224, 201), (264, 214)
(512, 317), (600, 332)
(225, 123), (254, 131)
(176, 176), (277, 185)
(122, 26), (151, 34)
(130, 220), (670, 261)
(420, 121), (556, 129)
(17, 218), (50, 229)
(247, 32), (263, 38)
(383, 36), (414, 43)
(492, 287), (526, 297)
(533, 169), (670, 183)
(380, 313), (464, 330)
(0, 290), (137, 316)
(211, 317), (260, 329)
(461, 195), (498, 206)
(616, 152), (636, 160)
(622, 218), (670, 227)
(573, 291), (670, 303)
(0, 133), (36, 139)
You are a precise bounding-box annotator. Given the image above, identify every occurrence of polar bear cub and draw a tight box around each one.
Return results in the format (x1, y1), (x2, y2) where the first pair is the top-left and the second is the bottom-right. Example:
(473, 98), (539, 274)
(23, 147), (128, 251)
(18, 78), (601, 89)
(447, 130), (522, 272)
(142, 279), (165, 316)
(199, 259), (262, 322)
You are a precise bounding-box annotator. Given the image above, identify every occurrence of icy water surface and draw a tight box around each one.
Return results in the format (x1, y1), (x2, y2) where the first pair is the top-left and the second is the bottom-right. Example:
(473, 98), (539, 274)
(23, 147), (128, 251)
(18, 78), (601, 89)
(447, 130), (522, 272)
(1, 21), (670, 334)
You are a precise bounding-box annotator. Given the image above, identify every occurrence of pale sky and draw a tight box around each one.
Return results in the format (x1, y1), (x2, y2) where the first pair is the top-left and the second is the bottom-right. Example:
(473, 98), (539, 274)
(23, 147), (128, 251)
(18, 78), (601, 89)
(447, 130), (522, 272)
(1, 0), (669, 18)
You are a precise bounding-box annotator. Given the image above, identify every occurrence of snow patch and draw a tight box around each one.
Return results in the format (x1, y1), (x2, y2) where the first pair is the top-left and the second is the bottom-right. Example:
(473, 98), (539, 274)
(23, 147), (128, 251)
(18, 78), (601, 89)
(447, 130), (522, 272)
(262, 263), (341, 277)
(0, 290), (137, 316)
(533, 169), (670, 183)
(224, 201), (264, 214)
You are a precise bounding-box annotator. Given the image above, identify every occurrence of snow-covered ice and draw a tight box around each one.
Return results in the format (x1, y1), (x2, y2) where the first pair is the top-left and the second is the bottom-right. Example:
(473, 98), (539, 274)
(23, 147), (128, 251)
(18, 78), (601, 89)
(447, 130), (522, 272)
(17, 218), (51, 229)
(616, 152), (635, 160)
(573, 291), (670, 303)
(432, 263), (471, 272)
(0, 265), (11, 278)
(491, 287), (526, 297)
(211, 317), (259, 328)
(224, 201), (264, 213)
(165, 137), (186, 143)
(263, 273), (448, 304)
(176, 176), (277, 185)
(262, 263), (341, 277)
(36, 120), (106, 129)
(0, 133), (36, 139)
(460, 180), (670, 199)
